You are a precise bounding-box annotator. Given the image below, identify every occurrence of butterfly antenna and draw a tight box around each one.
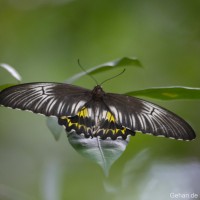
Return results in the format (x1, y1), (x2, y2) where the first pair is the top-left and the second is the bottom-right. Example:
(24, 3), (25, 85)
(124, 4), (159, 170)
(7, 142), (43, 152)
(100, 68), (126, 86)
(78, 59), (98, 85)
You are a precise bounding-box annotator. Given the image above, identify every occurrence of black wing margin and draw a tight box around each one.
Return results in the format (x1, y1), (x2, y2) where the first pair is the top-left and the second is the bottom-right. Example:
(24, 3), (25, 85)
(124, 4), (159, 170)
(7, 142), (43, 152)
(104, 93), (196, 141)
(0, 82), (91, 117)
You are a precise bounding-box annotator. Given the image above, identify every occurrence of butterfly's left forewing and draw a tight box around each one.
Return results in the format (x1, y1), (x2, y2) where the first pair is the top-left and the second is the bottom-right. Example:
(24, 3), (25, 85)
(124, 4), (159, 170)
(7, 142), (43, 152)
(0, 82), (91, 117)
(104, 93), (196, 140)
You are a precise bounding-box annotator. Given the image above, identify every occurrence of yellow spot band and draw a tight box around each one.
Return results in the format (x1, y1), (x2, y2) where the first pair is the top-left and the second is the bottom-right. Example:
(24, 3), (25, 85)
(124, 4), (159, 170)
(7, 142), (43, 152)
(78, 107), (88, 117)
(106, 111), (115, 122)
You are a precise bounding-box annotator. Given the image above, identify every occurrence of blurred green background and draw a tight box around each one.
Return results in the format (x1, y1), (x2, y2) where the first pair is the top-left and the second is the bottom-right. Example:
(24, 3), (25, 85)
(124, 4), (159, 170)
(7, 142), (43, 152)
(0, 0), (200, 200)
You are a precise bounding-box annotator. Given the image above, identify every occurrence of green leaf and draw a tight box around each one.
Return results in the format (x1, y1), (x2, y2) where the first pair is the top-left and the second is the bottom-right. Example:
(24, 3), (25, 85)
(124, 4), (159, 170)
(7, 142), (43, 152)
(66, 57), (142, 84)
(0, 84), (18, 91)
(67, 131), (129, 176)
(124, 86), (200, 100)
(46, 116), (64, 141)
(0, 63), (22, 82)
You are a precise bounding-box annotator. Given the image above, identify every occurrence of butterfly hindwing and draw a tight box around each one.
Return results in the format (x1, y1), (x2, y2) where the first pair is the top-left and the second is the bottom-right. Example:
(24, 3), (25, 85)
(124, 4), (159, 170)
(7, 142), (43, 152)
(58, 100), (135, 139)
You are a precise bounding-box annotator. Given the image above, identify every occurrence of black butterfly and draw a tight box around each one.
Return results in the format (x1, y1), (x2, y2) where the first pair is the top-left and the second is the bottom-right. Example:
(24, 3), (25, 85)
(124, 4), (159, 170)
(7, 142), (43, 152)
(0, 82), (196, 140)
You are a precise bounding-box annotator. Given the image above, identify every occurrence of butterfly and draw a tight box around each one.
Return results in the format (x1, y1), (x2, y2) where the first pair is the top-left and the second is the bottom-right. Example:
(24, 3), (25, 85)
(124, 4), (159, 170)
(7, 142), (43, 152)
(0, 82), (196, 140)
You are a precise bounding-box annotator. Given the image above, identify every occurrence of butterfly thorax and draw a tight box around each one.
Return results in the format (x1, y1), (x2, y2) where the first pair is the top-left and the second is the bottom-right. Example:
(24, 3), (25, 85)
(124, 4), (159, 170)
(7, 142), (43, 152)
(91, 85), (105, 100)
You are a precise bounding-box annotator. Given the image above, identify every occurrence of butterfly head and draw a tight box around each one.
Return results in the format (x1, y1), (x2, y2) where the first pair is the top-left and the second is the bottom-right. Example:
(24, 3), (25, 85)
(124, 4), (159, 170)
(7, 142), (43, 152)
(91, 85), (105, 100)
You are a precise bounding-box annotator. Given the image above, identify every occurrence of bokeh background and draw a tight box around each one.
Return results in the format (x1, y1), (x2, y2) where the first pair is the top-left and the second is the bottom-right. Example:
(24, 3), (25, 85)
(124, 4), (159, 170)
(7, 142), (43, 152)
(0, 0), (200, 200)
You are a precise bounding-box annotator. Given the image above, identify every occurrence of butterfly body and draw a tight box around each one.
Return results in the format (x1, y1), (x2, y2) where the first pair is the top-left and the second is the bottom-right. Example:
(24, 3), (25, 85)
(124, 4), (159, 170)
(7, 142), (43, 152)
(58, 85), (134, 139)
(0, 83), (196, 140)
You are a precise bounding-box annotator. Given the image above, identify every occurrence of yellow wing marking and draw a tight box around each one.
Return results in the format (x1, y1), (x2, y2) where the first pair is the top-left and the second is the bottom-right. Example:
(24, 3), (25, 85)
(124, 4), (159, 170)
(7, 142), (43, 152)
(61, 115), (88, 130)
(106, 111), (116, 123)
(78, 107), (88, 117)
(105, 126), (127, 135)
(61, 116), (76, 127)
(61, 107), (89, 129)
(104, 111), (127, 135)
